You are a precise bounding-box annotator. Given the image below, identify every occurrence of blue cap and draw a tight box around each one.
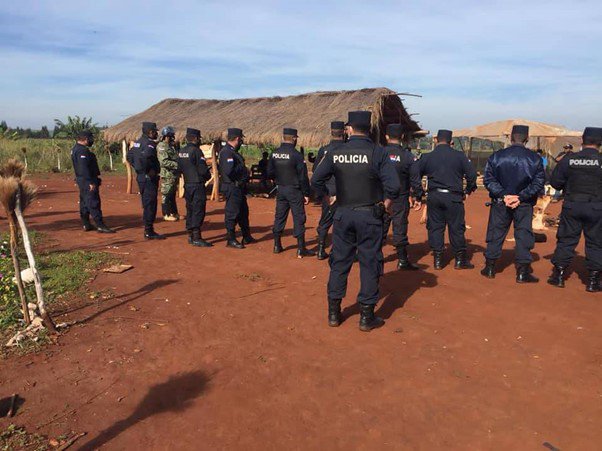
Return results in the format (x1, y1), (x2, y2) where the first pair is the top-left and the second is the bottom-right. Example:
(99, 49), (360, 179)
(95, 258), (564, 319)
(436, 129), (453, 142)
(511, 125), (529, 136)
(186, 128), (201, 138)
(283, 128), (298, 137)
(227, 128), (244, 139)
(386, 124), (404, 139)
(346, 111), (372, 127)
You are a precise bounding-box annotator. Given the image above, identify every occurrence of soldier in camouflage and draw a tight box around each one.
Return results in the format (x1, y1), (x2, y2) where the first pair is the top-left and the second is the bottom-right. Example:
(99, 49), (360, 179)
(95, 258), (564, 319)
(158, 126), (180, 221)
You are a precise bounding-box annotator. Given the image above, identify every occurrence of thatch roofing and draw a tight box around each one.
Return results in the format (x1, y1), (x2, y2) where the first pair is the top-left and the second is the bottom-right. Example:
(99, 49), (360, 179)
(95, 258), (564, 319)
(103, 88), (420, 147)
(453, 119), (581, 139)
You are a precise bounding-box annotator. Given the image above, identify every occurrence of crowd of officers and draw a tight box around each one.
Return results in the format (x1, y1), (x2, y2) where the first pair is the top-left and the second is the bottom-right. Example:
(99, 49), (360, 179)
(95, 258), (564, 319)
(71, 114), (601, 331)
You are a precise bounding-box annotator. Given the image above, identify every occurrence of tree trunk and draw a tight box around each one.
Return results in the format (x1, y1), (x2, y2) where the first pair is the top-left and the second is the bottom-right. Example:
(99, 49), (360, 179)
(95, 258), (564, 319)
(8, 214), (30, 325)
(108, 145), (114, 171)
(14, 188), (56, 332)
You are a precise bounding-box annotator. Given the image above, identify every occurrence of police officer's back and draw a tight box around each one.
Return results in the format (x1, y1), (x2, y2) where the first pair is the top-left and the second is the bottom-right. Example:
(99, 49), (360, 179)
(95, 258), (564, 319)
(547, 127), (602, 292)
(311, 111), (401, 332)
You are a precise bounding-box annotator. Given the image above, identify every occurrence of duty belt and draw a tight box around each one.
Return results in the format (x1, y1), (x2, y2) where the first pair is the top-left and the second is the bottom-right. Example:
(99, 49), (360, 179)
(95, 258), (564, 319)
(431, 188), (450, 193)
(566, 194), (602, 202)
(350, 205), (375, 212)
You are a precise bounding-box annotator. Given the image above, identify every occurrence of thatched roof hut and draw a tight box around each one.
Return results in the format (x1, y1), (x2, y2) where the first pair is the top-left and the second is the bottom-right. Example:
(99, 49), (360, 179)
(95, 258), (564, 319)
(103, 88), (420, 147)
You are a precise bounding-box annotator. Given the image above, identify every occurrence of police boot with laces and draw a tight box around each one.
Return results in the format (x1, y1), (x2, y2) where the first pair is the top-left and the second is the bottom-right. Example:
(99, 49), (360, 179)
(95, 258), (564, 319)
(317, 239), (329, 260)
(586, 270), (600, 293)
(296, 235), (316, 258)
(144, 229), (166, 240)
(226, 231), (244, 249)
(327, 298), (342, 327)
(454, 250), (474, 270)
(480, 259), (496, 279)
(397, 246), (419, 270)
(273, 234), (283, 254)
(191, 229), (213, 247)
(82, 216), (95, 232)
(433, 251), (444, 270)
(242, 235), (256, 245)
(359, 303), (385, 332)
(547, 265), (567, 288)
(95, 221), (116, 234)
(516, 264), (539, 283)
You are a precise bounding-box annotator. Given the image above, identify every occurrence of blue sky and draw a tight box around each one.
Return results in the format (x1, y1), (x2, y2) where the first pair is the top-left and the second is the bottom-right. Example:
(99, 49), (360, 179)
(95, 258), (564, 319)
(1, 0), (600, 132)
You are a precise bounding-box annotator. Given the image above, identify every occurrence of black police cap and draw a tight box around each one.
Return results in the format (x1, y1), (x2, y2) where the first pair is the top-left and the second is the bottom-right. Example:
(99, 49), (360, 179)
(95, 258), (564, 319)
(142, 122), (157, 132)
(511, 125), (529, 136)
(386, 123), (404, 139)
(186, 128), (201, 138)
(227, 128), (244, 140)
(436, 129), (453, 142)
(583, 127), (602, 144)
(77, 129), (94, 140)
(346, 111), (372, 127)
(283, 128), (298, 137)
(330, 121), (345, 131)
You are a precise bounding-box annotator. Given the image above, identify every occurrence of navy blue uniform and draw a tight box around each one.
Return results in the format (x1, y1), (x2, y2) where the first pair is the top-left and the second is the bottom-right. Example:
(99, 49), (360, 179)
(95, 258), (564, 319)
(483, 144), (545, 263)
(71, 143), (103, 224)
(268, 143), (310, 238)
(550, 147), (602, 270)
(313, 139), (344, 242)
(311, 136), (400, 305)
(178, 143), (210, 231)
(410, 144), (477, 253)
(218, 144), (251, 238)
(129, 135), (161, 232)
(382, 144), (419, 247)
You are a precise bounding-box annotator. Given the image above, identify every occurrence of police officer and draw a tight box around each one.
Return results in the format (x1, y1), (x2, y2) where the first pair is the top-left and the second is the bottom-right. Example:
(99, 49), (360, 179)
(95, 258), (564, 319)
(547, 127), (602, 292)
(158, 126), (180, 221)
(128, 122), (165, 240)
(313, 121), (346, 260)
(269, 128), (315, 257)
(178, 128), (212, 247)
(311, 111), (401, 331)
(410, 129), (477, 270)
(70, 130), (114, 233)
(218, 128), (255, 249)
(382, 124), (420, 270)
(481, 125), (545, 282)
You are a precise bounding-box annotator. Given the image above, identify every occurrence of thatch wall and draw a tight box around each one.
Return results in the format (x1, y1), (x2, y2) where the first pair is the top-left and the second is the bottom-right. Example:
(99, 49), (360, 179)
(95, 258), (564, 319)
(104, 88), (420, 147)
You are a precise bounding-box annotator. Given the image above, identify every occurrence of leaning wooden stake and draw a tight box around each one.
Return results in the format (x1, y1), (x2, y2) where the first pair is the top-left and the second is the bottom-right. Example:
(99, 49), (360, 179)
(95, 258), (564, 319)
(14, 187), (56, 332)
(211, 140), (221, 201)
(122, 140), (133, 194)
(7, 213), (30, 325)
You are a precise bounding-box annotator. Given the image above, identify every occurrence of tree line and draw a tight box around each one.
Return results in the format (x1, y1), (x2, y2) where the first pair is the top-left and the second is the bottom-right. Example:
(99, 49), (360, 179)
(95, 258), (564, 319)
(1, 116), (107, 140)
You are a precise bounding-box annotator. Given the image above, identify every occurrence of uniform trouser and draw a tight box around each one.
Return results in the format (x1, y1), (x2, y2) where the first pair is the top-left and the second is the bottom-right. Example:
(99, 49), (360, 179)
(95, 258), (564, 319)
(161, 177), (179, 217)
(551, 201), (602, 271)
(184, 183), (207, 231)
(77, 178), (103, 224)
(223, 184), (250, 236)
(383, 194), (410, 247)
(273, 185), (306, 238)
(328, 208), (384, 305)
(484, 202), (534, 264)
(137, 176), (159, 232)
(316, 196), (337, 242)
(426, 191), (466, 253)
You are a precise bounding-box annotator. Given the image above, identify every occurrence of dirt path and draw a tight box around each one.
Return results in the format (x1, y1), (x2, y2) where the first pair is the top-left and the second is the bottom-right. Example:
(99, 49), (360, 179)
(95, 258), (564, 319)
(0, 174), (600, 450)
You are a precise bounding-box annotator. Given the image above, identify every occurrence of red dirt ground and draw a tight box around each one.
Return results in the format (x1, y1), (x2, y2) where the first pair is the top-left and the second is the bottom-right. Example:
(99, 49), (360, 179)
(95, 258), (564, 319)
(0, 174), (600, 450)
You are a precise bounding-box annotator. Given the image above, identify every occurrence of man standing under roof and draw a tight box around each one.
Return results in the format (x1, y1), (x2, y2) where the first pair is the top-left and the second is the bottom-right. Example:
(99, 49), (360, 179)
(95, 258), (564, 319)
(269, 128), (315, 258)
(312, 121), (346, 260)
(218, 128), (255, 249)
(547, 127), (602, 292)
(158, 125), (180, 222)
(481, 125), (545, 282)
(382, 123), (420, 270)
(410, 129), (477, 270)
(128, 122), (165, 240)
(312, 111), (401, 332)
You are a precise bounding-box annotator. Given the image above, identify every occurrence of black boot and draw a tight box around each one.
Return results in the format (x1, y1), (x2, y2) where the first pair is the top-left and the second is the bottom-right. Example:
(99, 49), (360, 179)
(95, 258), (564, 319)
(454, 250), (474, 270)
(191, 229), (213, 247)
(317, 239), (329, 260)
(188, 230), (193, 244)
(95, 221), (116, 234)
(273, 234), (283, 254)
(359, 303), (385, 332)
(516, 264), (539, 283)
(586, 270), (600, 293)
(547, 265), (567, 288)
(242, 235), (256, 245)
(82, 216), (95, 232)
(144, 229), (166, 240)
(297, 235), (316, 258)
(226, 231), (244, 249)
(397, 246), (419, 270)
(327, 298), (342, 327)
(480, 259), (496, 279)
(433, 251), (444, 270)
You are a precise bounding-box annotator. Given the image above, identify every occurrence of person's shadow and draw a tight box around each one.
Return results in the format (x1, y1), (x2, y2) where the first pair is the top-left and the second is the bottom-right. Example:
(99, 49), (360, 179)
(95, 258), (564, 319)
(79, 370), (210, 450)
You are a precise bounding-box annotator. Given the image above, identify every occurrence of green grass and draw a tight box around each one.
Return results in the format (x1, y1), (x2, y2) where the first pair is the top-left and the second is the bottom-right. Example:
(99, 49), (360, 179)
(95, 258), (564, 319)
(0, 424), (48, 451)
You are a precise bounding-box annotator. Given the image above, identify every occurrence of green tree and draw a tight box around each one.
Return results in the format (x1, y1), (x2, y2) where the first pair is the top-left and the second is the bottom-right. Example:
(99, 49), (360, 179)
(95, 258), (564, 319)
(40, 126), (50, 139)
(53, 116), (99, 139)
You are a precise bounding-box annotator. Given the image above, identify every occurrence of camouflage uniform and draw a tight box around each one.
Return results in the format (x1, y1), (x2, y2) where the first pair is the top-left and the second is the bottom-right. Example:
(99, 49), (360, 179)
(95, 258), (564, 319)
(158, 141), (180, 218)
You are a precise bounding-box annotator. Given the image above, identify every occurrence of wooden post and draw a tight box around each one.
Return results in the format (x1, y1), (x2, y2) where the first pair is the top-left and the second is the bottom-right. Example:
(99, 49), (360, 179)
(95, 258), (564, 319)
(468, 137), (474, 160)
(122, 140), (133, 194)
(8, 214), (30, 325)
(178, 175), (184, 198)
(211, 140), (221, 201)
(107, 144), (113, 171)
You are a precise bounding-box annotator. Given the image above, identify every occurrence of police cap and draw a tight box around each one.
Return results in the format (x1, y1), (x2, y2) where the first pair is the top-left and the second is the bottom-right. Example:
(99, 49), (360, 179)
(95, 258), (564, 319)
(346, 111), (372, 128)
(142, 122), (157, 133)
(386, 123), (404, 139)
(77, 129), (94, 140)
(227, 128), (244, 140)
(283, 128), (298, 137)
(186, 128), (201, 138)
(511, 125), (529, 137)
(436, 129), (453, 143)
(330, 121), (345, 131)
(583, 127), (602, 145)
